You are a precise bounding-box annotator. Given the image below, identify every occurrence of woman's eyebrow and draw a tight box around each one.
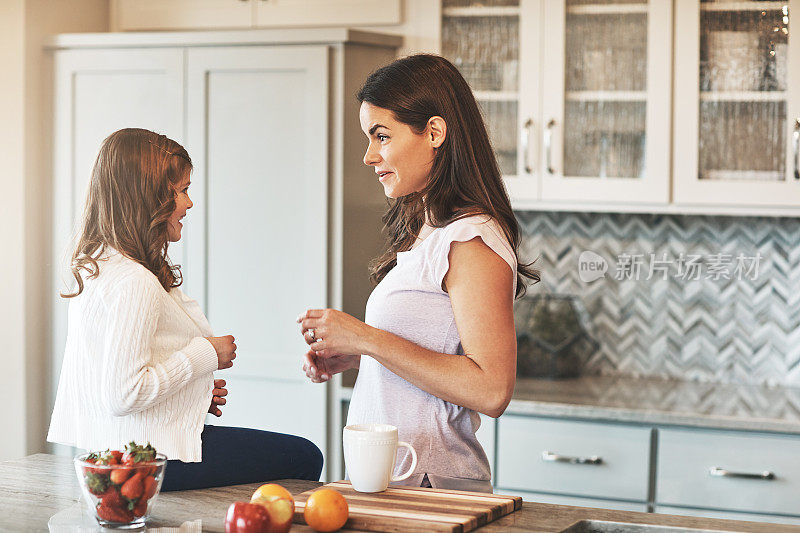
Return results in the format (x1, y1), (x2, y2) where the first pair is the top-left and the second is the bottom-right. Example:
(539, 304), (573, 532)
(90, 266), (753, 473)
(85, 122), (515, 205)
(369, 123), (388, 135)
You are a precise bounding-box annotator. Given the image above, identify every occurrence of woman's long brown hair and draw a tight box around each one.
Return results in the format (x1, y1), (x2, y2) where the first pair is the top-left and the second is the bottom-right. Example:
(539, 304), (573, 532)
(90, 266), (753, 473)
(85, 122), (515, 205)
(62, 128), (192, 298)
(358, 54), (539, 297)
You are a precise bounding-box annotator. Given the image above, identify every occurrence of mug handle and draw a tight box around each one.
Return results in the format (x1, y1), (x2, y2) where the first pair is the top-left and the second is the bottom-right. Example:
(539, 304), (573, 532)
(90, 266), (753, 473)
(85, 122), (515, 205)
(390, 441), (418, 482)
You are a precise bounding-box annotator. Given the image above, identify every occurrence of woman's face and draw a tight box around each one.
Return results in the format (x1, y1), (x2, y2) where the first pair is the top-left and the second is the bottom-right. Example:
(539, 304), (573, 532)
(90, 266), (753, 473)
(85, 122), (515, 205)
(167, 170), (192, 242)
(359, 102), (443, 198)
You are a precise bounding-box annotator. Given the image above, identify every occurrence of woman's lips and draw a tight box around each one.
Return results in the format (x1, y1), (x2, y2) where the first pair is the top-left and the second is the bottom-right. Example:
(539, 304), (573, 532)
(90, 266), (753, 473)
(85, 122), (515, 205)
(378, 172), (393, 182)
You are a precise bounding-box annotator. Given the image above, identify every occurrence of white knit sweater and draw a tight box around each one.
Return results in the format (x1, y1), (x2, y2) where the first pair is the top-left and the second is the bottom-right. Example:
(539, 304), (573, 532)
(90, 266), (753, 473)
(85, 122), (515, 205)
(47, 248), (219, 462)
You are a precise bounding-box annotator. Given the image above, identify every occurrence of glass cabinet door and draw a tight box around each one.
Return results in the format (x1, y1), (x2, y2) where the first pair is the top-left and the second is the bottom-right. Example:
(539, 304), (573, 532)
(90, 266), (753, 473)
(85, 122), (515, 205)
(673, 0), (800, 207)
(441, 0), (541, 201)
(540, 0), (672, 204)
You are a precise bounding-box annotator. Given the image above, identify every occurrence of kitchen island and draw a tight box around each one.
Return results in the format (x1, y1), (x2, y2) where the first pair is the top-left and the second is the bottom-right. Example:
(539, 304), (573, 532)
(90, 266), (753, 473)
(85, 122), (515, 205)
(4, 454), (799, 532)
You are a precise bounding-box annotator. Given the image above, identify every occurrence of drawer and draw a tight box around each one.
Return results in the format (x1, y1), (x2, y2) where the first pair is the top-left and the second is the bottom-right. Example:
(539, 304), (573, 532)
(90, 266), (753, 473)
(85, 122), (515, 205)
(657, 428), (800, 516)
(497, 416), (652, 501)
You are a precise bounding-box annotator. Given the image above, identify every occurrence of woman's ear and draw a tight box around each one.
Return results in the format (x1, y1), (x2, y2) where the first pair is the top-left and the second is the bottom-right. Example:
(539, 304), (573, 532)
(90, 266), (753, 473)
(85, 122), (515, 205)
(427, 116), (447, 149)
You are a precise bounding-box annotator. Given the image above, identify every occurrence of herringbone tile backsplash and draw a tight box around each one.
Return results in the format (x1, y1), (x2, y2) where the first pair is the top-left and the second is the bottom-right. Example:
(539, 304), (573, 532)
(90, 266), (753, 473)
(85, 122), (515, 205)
(515, 211), (800, 386)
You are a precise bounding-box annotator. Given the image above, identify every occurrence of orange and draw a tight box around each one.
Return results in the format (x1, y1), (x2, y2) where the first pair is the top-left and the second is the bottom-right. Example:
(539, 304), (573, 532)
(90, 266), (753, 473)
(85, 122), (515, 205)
(303, 488), (349, 532)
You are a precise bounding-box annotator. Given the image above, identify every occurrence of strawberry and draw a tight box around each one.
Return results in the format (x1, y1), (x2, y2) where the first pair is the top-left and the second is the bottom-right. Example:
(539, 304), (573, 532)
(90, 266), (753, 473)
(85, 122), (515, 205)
(133, 497), (148, 518)
(122, 442), (157, 466)
(120, 472), (144, 500)
(109, 466), (132, 485)
(101, 487), (125, 510)
(96, 450), (120, 466)
(97, 502), (134, 523)
(141, 475), (158, 501)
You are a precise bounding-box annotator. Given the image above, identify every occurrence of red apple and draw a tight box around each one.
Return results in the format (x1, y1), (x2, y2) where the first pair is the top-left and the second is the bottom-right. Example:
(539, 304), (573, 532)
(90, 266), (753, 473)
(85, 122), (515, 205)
(225, 501), (272, 533)
(251, 496), (294, 533)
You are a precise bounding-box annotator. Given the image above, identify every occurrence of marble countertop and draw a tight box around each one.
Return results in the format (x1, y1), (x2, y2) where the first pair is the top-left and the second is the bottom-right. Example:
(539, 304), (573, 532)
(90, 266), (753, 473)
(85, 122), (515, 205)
(508, 375), (800, 434)
(6, 454), (800, 532)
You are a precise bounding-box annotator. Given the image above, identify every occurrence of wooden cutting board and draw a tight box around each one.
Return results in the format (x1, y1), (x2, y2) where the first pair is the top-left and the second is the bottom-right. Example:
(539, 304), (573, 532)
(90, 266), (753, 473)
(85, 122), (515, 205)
(292, 480), (522, 532)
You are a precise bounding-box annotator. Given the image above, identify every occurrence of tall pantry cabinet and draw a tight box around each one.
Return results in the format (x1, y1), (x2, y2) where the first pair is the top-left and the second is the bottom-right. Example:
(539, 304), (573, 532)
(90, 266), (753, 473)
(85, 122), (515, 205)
(48, 29), (399, 479)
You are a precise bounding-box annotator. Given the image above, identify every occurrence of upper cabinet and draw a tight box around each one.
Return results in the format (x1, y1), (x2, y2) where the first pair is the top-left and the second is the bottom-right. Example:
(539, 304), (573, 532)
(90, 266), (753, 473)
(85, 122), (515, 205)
(111, 0), (401, 31)
(441, 0), (800, 214)
(441, 0), (672, 207)
(540, 0), (672, 205)
(673, 0), (800, 207)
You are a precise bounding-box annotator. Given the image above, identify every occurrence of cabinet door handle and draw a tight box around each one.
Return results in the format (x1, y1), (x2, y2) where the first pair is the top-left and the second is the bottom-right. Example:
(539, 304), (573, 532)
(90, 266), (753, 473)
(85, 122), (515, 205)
(542, 451), (602, 465)
(522, 118), (535, 174)
(793, 118), (799, 181)
(709, 467), (775, 481)
(545, 119), (556, 175)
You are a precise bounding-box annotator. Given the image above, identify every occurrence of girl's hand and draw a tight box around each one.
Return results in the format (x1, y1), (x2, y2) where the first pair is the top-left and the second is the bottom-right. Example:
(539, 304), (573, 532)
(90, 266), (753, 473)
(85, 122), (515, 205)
(208, 378), (227, 417)
(205, 335), (237, 369)
(302, 350), (360, 383)
(297, 308), (372, 358)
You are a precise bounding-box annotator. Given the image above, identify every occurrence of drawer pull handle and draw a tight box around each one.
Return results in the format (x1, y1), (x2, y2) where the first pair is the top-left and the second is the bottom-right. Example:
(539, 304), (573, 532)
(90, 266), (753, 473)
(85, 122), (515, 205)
(542, 451), (602, 465)
(709, 467), (775, 481)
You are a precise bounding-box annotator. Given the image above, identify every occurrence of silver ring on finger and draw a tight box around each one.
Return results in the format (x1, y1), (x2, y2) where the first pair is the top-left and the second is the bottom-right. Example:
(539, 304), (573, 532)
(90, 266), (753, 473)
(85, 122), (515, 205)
(307, 328), (315, 341)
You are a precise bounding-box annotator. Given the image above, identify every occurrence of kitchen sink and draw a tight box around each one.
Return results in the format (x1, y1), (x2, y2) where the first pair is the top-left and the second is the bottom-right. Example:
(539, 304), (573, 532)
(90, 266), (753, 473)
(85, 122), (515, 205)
(560, 521), (736, 533)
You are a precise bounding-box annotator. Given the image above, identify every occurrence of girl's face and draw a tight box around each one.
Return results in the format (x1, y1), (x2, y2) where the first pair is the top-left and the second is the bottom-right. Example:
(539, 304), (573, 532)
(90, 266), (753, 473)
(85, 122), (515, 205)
(167, 171), (192, 242)
(359, 102), (445, 198)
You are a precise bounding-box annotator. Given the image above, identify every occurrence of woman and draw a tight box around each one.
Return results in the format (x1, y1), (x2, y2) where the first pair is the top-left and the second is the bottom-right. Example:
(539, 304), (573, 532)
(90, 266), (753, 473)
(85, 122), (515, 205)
(298, 54), (538, 492)
(48, 128), (322, 490)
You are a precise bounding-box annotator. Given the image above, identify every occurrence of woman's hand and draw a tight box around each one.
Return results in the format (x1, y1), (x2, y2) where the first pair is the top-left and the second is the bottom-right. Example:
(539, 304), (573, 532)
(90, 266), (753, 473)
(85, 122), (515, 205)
(302, 350), (360, 383)
(205, 335), (237, 369)
(208, 378), (227, 417)
(297, 309), (373, 359)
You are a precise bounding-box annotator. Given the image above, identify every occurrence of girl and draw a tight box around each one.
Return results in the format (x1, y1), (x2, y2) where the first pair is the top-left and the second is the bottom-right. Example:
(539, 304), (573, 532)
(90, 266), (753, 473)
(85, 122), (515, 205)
(48, 128), (322, 490)
(298, 54), (538, 492)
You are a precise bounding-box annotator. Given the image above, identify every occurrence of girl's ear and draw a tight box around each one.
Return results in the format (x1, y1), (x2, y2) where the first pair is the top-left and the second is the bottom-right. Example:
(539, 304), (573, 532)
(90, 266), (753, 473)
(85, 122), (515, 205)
(427, 116), (447, 149)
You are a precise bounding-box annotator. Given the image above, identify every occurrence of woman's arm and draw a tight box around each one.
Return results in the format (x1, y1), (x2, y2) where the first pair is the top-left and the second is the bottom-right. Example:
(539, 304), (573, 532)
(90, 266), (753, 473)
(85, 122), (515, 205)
(301, 237), (517, 417)
(100, 276), (220, 417)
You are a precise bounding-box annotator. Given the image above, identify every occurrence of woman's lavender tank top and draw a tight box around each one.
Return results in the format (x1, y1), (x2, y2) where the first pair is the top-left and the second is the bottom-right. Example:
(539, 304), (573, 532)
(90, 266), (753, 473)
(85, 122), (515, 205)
(346, 215), (517, 493)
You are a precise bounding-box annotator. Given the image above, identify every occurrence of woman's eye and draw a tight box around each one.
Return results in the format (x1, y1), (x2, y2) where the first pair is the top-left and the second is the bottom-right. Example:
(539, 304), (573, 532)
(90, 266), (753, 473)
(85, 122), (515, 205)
(377, 134), (388, 142)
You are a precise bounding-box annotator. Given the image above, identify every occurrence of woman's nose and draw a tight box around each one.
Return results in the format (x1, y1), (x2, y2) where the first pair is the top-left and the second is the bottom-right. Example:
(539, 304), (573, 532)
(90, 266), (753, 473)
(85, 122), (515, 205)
(187, 196), (193, 209)
(363, 144), (380, 166)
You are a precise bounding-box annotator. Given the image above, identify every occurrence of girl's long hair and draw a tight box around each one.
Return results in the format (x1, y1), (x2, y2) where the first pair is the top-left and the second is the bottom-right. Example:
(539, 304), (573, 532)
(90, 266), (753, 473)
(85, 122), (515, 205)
(358, 54), (539, 297)
(62, 128), (192, 298)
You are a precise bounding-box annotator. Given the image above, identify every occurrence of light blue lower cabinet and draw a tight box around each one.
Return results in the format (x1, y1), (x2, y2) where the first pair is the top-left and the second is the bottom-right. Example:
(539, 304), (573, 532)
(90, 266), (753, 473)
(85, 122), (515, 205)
(654, 506), (800, 526)
(656, 427), (800, 517)
(496, 416), (651, 502)
(498, 488), (648, 512)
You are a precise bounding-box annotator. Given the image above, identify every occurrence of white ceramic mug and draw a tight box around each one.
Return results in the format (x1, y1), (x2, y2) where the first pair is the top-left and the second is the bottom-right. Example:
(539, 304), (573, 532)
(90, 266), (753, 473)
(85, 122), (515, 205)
(343, 424), (417, 493)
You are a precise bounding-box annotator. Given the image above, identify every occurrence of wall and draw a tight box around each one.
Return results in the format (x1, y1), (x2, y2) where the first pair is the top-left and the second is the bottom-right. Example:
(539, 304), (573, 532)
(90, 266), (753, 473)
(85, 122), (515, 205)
(0, 0), (27, 461)
(516, 210), (800, 387)
(0, 0), (108, 461)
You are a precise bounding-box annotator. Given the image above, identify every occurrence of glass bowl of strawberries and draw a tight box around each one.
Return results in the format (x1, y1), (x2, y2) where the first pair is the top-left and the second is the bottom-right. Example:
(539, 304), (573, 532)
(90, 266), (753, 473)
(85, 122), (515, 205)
(74, 442), (167, 529)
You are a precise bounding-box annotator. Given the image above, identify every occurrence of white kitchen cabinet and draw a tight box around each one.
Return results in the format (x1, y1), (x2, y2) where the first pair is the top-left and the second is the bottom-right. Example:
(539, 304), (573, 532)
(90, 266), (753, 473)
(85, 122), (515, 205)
(254, 0), (401, 28)
(183, 45), (330, 459)
(49, 29), (399, 480)
(440, 0), (672, 208)
(538, 0), (672, 205)
(111, 0), (252, 31)
(672, 0), (800, 207)
(111, 0), (401, 31)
